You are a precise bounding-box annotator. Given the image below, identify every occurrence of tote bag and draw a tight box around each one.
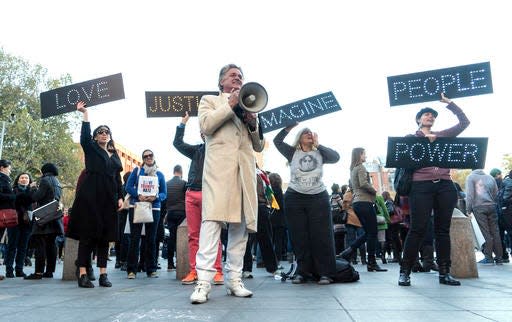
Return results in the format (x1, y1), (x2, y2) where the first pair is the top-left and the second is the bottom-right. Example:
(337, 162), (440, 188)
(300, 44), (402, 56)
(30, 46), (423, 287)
(133, 201), (153, 223)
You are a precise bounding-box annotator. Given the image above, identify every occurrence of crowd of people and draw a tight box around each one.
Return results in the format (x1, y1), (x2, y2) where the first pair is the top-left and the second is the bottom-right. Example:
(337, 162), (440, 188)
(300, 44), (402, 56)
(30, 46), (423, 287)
(1, 63), (511, 305)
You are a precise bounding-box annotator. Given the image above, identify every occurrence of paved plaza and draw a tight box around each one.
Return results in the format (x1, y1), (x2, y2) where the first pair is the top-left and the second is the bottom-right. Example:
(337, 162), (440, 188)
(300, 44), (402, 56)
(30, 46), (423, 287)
(1, 255), (512, 322)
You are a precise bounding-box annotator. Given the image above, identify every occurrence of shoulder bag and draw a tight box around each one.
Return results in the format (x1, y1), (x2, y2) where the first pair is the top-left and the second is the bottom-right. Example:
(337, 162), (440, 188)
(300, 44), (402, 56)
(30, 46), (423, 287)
(0, 209), (18, 228)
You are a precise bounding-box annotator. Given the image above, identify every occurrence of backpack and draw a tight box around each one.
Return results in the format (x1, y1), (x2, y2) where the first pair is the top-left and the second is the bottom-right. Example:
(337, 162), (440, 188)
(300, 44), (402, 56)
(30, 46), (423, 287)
(331, 193), (347, 225)
(333, 258), (360, 283)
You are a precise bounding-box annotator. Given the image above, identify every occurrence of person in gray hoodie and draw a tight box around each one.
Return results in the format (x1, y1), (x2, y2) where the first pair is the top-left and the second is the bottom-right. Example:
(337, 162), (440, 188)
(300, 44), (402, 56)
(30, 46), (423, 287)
(465, 169), (503, 264)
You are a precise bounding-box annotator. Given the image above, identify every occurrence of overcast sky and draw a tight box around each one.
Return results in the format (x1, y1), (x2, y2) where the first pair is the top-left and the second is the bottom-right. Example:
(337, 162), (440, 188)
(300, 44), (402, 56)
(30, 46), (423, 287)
(1, 0), (510, 188)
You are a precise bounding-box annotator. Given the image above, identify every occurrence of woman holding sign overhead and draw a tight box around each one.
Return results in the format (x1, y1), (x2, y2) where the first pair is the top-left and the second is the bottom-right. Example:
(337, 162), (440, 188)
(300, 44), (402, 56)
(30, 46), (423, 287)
(68, 101), (124, 288)
(398, 93), (470, 287)
(125, 149), (167, 279)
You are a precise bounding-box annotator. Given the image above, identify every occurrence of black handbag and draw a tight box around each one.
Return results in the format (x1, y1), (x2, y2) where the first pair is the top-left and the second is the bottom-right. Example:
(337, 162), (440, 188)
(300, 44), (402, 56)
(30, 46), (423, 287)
(394, 168), (414, 196)
(33, 200), (62, 226)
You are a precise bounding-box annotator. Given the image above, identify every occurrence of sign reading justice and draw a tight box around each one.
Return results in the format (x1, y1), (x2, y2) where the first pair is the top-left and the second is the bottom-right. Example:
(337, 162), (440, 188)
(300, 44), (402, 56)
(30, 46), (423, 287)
(145, 91), (218, 117)
(40, 73), (125, 119)
(387, 62), (493, 107)
(385, 137), (488, 169)
(258, 91), (342, 133)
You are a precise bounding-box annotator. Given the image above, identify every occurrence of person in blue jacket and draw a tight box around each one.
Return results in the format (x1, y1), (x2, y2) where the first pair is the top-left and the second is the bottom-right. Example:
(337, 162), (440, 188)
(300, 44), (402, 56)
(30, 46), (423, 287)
(125, 149), (167, 279)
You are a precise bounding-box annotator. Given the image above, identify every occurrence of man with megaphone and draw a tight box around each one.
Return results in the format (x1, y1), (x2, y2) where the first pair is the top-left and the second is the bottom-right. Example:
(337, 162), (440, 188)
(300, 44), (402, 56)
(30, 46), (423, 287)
(190, 64), (266, 304)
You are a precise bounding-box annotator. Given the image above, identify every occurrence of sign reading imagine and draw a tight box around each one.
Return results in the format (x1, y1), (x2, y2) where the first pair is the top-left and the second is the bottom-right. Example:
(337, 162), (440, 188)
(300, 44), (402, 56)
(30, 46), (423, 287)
(258, 92), (341, 133)
(40, 73), (125, 119)
(385, 137), (488, 169)
(387, 62), (493, 106)
(145, 91), (218, 117)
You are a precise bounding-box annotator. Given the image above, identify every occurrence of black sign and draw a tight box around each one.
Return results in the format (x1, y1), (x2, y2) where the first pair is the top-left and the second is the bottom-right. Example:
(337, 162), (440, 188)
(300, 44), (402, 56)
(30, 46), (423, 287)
(145, 91), (218, 117)
(40, 73), (125, 119)
(387, 62), (493, 106)
(385, 137), (488, 169)
(258, 92), (341, 133)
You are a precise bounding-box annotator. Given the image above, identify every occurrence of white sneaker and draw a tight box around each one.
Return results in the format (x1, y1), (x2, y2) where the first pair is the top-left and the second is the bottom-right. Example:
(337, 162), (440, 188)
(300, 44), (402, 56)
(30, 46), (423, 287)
(225, 278), (253, 297)
(190, 281), (211, 304)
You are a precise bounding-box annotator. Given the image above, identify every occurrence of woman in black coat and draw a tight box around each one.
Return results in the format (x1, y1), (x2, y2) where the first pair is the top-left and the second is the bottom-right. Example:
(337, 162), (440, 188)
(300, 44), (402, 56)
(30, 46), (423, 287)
(0, 159), (16, 281)
(68, 101), (123, 288)
(25, 163), (63, 280)
(5, 172), (35, 278)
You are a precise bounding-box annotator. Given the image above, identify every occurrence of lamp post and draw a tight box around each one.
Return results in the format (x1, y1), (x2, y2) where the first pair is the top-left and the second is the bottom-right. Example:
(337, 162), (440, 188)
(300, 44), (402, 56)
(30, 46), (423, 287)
(0, 113), (16, 159)
(0, 121), (6, 159)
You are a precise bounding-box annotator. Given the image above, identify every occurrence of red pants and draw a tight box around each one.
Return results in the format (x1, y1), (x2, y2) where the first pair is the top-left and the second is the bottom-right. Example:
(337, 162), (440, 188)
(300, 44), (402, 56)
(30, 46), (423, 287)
(185, 189), (222, 272)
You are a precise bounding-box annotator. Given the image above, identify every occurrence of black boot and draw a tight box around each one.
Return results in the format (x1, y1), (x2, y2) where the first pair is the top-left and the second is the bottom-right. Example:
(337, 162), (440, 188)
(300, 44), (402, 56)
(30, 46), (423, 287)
(99, 273), (112, 287)
(398, 266), (412, 286)
(367, 256), (387, 272)
(87, 265), (96, 281)
(337, 247), (356, 261)
(78, 274), (94, 288)
(438, 263), (460, 286)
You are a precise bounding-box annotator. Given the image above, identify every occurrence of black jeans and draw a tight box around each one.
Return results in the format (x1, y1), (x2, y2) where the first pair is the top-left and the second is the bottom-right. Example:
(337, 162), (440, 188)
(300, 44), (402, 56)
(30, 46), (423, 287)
(284, 190), (336, 277)
(243, 205), (278, 273)
(166, 210), (186, 265)
(350, 202), (378, 258)
(402, 180), (457, 266)
(77, 238), (109, 268)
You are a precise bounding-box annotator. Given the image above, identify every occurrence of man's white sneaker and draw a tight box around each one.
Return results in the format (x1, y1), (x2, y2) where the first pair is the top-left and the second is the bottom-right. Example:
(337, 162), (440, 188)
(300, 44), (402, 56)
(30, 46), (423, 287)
(190, 281), (211, 304)
(225, 278), (253, 297)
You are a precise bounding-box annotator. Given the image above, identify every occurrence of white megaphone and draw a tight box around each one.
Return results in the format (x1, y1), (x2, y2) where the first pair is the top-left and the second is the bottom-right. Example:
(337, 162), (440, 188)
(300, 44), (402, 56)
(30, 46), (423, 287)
(238, 82), (268, 113)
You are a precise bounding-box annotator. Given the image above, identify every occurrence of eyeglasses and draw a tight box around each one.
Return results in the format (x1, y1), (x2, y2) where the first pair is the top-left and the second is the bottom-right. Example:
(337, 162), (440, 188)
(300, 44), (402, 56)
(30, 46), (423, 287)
(143, 153), (154, 159)
(97, 129), (110, 135)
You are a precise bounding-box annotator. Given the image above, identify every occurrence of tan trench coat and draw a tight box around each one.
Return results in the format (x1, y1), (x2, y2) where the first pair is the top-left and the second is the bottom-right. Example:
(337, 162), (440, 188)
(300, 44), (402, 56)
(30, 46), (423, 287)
(198, 94), (265, 233)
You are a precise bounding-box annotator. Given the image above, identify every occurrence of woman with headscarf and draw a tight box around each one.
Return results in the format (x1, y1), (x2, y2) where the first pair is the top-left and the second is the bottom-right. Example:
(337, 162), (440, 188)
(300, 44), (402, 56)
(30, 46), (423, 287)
(125, 149), (167, 279)
(68, 101), (124, 288)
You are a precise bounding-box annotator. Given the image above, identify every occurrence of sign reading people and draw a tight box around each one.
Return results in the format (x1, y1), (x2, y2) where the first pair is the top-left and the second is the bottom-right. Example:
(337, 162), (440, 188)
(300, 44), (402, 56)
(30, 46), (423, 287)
(385, 137), (488, 169)
(40, 73), (125, 119)
(387, 62), (493, 106)
(145, 91), (218, 117)
(258, 91), (341, 133)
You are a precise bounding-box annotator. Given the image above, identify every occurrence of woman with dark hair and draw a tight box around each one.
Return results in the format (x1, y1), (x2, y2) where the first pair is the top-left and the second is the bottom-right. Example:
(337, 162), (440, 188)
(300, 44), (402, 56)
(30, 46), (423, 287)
(67, 101), (124, 288)
(125, 149), (167, 279)
(398, 93), (469, 287)
(25, 162), (63, 280)
(339, 148), (387, 272)
(0, 159), (15, 281)
(273, 123), (339, 284)
(4, 172), (35, 278)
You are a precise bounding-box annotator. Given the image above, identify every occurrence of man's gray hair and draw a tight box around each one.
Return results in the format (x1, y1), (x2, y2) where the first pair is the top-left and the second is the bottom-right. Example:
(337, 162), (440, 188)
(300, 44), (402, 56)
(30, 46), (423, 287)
(218, 64), (243, 91)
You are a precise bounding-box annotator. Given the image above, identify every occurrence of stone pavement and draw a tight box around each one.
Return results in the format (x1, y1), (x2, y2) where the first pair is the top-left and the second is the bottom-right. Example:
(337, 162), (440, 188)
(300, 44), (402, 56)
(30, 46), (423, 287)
(1, 255), (512, 322)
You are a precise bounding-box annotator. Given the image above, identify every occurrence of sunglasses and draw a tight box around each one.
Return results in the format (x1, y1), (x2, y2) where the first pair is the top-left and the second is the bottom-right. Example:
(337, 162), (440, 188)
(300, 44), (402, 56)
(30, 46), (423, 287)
(97, 129), (111, 135)
(143, 153), (154, 159)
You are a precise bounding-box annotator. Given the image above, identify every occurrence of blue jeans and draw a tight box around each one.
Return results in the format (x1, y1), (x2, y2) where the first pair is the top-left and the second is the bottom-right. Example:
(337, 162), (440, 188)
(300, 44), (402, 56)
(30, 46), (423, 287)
(127, 208), (161, 274)
(5, 224), (32, 273)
